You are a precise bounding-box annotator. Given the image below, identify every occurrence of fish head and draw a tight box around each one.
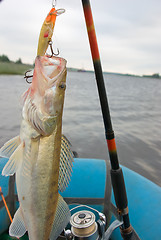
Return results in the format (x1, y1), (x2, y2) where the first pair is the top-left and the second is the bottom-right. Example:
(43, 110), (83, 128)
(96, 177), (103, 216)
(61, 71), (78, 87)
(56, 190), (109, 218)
(31, 55), (67, 118)
(42, 57), (67, 116)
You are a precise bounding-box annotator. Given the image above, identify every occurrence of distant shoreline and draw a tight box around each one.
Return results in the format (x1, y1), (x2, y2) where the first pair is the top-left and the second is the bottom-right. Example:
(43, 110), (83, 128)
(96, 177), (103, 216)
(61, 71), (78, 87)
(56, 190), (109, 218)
(0, 61), (160, 79)
(0, 61), (33, 75)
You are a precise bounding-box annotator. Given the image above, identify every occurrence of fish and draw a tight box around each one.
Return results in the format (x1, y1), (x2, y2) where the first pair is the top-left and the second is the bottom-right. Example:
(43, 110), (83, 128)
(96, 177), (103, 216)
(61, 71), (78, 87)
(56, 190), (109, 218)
(37, 7), (65, 56)
(0, 55), (73, 240)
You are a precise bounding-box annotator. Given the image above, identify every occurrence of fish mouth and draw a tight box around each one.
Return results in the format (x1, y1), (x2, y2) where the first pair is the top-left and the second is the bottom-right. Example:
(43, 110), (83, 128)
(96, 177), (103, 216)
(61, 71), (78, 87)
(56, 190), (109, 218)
(37, 55), (67, 87)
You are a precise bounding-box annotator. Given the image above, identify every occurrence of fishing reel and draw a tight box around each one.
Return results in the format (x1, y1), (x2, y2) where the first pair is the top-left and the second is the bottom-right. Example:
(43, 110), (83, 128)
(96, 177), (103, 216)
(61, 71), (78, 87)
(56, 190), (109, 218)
(63, 205), (123, 240)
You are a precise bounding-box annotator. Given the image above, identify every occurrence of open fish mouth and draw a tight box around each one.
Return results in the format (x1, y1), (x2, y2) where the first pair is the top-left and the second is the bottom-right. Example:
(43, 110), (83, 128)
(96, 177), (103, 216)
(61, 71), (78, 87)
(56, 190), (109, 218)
(37, 55), (67, 87)
(21, 55), (68, 135)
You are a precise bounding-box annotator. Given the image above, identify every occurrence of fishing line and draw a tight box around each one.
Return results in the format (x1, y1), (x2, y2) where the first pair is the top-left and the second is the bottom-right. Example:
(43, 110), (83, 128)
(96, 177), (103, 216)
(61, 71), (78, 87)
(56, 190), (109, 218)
(52, 0), (57, 8)
(69, 204), (101, 215)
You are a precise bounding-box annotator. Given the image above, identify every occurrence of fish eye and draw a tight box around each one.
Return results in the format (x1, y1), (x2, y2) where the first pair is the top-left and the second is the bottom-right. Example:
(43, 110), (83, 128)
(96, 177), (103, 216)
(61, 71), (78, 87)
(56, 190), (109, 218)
(59, 82), (66, 89)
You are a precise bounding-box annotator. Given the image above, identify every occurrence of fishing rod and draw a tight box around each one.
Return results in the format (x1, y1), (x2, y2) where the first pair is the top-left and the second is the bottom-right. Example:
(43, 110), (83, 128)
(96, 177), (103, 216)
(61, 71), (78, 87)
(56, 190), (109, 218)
(0, 187), (13, 223)
(81, 0), (140, 239)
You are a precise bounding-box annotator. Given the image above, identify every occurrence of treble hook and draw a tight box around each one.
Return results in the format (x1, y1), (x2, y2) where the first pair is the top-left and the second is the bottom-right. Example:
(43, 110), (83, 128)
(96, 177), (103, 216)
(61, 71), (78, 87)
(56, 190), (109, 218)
(48, 41), (59, 57)
(24, 70), (33, 84)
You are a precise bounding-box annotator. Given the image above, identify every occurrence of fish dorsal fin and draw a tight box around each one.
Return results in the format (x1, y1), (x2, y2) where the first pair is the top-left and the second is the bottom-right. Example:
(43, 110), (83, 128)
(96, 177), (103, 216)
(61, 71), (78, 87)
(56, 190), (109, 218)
(49, 194), (70, 240)
(2, 142), (24, 176)
(0, 136), (21, 158)
(58, 135), (74, 192)
(9, 207), (26, 238)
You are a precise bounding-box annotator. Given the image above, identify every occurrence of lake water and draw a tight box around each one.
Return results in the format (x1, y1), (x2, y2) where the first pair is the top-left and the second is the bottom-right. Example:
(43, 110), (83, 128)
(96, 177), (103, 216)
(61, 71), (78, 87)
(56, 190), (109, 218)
(0, 72), (161, 186)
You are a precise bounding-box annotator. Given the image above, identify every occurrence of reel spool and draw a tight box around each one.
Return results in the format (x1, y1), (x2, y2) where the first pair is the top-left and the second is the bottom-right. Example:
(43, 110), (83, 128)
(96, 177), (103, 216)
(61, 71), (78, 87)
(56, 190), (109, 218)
(70, 210), (99, 239)
(64, 207), (122, 239)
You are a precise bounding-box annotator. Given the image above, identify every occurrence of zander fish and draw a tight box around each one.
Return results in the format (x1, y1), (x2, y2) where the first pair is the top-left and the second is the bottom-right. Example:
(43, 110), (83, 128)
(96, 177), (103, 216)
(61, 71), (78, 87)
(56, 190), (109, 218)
(37, 7), (65, 56)
(0, 56), (73, 240)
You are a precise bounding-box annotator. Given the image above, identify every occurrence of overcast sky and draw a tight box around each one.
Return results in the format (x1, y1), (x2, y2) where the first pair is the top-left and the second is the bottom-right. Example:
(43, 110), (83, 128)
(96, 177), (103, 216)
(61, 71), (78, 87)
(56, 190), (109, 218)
(0, 0), (161, 75)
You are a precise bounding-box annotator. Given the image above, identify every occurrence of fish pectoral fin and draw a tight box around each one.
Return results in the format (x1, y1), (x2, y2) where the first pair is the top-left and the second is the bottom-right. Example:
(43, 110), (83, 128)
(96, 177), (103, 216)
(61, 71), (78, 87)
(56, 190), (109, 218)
(25, 95), (57, 136)
(9, 207), (26, 238)
(50, 194), (71, 240)
(2, 142), (23, 176)
(58, 135), (74, 192)
(0, 136), (21, 158)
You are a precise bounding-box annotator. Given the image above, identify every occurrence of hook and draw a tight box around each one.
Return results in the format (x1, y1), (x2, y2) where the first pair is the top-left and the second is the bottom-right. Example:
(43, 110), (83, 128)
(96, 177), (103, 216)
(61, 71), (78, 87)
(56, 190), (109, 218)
(48, 41), (59, 57)
(24, 70), (33, 84)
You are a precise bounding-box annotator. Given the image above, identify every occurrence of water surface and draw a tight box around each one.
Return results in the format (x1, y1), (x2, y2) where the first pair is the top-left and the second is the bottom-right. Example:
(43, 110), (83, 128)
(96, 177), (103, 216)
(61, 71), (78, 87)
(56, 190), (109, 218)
(0, 72), (161, 186)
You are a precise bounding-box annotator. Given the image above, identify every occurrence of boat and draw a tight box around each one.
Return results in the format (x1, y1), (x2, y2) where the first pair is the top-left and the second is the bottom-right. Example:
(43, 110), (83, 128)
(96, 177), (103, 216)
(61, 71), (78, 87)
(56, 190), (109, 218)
(1, 157), (161, 239)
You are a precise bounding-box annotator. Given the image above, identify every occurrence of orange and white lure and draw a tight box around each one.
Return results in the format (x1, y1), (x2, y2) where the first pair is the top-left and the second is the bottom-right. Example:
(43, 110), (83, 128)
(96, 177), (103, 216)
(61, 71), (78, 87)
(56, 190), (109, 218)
(37, 7), (65, 56)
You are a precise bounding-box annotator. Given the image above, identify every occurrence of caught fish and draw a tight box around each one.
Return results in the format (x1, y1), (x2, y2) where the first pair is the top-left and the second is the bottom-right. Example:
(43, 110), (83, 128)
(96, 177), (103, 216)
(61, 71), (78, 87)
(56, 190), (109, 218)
(37, 7), (65, 56)
(0, 55), (73, 240)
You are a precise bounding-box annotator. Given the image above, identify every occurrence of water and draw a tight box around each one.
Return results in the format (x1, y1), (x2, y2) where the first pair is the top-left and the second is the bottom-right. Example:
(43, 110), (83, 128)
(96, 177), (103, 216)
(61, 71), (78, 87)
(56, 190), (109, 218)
(0, 72), (161, 186)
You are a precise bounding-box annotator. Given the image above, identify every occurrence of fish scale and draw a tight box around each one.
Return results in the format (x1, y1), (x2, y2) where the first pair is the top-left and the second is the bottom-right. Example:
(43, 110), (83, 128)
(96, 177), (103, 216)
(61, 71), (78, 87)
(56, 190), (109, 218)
(37, 132), (60, 239)
(0, 56), (73, 240)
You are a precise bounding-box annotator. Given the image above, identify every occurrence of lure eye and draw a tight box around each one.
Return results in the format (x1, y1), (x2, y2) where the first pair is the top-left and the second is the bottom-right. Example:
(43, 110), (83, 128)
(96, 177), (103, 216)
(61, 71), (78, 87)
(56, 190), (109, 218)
(59, 82), (66, 89)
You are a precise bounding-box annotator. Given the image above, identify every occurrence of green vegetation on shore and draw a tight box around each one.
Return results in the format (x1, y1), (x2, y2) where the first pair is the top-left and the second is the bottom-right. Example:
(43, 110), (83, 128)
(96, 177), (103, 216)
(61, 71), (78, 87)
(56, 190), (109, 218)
(0, 61), (34, 75)
(142, 73), (161, 79)
(0, 54), (160, 79)
(0, 54), (33, 75)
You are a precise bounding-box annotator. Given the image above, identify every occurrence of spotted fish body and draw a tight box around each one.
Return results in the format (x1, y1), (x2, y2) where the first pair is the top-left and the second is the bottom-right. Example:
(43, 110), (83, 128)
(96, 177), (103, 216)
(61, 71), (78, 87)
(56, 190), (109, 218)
(0, 56), (73, 240)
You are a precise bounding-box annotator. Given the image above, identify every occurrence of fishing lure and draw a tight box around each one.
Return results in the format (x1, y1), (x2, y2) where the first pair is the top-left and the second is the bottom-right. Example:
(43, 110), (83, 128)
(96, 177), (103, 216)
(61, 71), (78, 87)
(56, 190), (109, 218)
(37, 7), (65, 56)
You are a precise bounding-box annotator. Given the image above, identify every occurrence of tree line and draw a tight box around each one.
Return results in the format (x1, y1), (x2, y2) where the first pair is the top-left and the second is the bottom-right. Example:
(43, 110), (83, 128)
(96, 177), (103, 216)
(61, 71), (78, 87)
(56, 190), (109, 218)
(0, 54), (22, 64)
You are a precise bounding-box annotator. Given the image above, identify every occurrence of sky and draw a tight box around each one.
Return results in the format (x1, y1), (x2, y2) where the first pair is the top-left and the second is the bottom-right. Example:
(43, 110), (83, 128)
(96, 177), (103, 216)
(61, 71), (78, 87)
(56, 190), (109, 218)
(0, 0), (161, 75)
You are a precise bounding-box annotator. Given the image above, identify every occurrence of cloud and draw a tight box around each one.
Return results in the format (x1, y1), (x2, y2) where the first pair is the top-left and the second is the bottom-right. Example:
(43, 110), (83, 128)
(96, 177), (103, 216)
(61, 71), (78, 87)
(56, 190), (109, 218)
(0, 0), (161, 74)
